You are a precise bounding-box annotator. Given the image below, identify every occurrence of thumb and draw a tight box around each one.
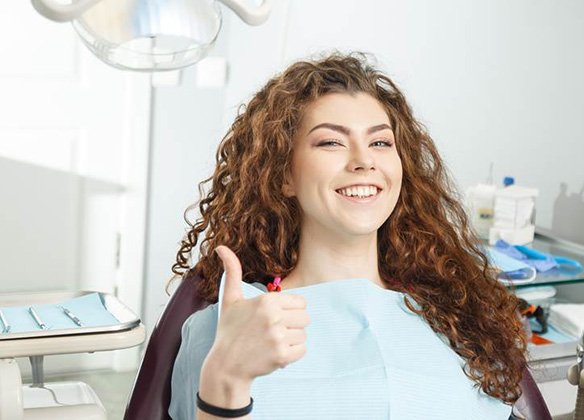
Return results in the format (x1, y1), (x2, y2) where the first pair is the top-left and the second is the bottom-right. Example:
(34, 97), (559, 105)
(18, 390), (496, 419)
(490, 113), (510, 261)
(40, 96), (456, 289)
(215, 245), (244, 307)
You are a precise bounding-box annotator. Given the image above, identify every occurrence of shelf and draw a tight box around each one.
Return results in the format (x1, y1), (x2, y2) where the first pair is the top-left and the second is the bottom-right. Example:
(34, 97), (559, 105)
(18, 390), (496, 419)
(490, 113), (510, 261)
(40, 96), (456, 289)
(527, 323), (579, 361)
(496, 232), (584, 364)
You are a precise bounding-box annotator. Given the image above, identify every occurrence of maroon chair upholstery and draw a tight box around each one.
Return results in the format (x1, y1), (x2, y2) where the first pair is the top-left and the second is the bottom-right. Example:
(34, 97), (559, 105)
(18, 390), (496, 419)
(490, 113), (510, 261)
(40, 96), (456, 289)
(124, 270), (210, 420)
(124, 271), (552, 420)
(515, 366), (553, 419)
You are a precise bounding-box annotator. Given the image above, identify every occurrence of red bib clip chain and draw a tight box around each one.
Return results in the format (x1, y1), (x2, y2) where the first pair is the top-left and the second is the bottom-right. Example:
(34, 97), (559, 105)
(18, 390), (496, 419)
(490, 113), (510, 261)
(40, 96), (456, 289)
(267, 276), (282, 292)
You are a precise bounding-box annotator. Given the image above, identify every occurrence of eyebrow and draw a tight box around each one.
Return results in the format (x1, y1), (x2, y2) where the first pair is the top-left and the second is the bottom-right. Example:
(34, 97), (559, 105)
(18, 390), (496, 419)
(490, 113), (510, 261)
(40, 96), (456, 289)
(307, 123), (393, 136)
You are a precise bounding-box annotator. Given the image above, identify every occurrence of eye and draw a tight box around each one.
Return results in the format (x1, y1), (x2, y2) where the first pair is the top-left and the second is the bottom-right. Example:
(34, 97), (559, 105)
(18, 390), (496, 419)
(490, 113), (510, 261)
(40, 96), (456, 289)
(371, 140), (394, 147)
(317, 139), (393, 148)
(317, 140), (344, 147)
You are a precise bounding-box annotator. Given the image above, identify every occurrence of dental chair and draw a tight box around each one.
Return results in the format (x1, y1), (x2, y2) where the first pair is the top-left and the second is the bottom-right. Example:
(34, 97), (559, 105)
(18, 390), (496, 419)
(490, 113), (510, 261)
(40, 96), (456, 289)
(124, 270), (553, 420)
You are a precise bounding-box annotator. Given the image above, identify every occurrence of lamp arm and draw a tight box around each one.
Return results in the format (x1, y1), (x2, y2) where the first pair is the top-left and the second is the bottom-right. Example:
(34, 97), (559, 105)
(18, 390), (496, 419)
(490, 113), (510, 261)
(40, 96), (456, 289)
(217, 0), (272, 26)
(31, 0), (104, 22)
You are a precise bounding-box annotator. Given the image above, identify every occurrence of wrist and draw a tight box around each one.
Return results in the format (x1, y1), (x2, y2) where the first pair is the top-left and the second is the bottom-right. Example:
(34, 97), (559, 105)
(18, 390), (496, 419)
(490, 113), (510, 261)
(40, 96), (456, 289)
(204, 346), (254, 386)
(200, 355), (253, 409)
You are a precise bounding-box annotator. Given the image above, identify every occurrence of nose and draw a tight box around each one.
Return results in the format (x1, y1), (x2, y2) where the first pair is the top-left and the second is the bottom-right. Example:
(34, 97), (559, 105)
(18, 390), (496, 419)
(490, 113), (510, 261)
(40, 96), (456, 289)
(347, 145), (375, 172)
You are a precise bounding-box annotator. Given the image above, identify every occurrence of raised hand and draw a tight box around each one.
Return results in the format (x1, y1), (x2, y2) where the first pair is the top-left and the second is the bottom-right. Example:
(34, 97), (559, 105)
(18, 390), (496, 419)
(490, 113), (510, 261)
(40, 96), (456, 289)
(206, 245), (311, 383)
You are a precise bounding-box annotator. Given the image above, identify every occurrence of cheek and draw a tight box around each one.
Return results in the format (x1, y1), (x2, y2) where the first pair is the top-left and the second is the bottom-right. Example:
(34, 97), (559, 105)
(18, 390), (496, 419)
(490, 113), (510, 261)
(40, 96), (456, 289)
(394, 162), (403, 185)
(295, 157), (335, 190)
(383, 154), (403, 184)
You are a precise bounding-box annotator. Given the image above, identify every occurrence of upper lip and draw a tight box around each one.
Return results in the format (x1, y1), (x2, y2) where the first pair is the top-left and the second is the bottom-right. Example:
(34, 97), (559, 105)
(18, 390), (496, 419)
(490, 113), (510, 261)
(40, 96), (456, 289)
(335, 182), (383, 191)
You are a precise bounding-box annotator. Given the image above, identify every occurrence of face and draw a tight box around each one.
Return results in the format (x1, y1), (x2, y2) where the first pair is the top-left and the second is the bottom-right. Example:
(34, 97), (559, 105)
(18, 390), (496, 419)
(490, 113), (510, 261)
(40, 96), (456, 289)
(283, 92), (403, 239)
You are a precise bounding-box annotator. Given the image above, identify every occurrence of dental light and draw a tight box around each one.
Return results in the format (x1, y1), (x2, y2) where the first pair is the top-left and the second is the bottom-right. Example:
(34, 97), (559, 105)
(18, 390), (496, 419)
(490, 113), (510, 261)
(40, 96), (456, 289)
(31, 0), (272, 71)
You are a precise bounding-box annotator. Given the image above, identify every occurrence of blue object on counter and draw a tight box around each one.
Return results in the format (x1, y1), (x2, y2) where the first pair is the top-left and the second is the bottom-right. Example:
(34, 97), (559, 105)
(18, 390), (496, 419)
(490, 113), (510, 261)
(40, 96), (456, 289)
(494, 240), (582, 272)
(495, 240), (557, 272)
(486, 247), (531, 271)
(503, 176), (515, 187)
(483, 247), (537, 284)
(515, 244), (583, 270)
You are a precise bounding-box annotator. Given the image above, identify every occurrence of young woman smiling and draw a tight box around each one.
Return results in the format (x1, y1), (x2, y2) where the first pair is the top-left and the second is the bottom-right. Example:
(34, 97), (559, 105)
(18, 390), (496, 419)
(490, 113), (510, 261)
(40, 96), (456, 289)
(168, 52), (528, 420)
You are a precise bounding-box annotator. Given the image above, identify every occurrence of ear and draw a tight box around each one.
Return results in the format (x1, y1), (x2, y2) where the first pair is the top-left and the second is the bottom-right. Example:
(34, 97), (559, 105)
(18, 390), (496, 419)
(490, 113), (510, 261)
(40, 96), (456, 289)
(282, 182), (295, 198)
(281, 173), (295, 198)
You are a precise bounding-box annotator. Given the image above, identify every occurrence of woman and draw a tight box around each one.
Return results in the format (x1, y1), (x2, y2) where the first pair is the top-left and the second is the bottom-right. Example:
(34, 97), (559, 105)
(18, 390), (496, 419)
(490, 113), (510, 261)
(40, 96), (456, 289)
(168, 52), (528, 419)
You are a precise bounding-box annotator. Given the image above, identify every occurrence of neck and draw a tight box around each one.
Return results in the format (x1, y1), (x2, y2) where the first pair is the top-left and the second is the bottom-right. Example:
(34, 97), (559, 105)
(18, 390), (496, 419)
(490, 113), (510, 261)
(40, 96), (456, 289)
(281, 220), (384, 290)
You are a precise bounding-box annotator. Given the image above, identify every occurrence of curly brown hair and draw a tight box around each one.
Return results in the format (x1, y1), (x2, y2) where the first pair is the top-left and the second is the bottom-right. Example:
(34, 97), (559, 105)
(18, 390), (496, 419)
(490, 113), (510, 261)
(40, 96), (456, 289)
(171, 51), (527, 404)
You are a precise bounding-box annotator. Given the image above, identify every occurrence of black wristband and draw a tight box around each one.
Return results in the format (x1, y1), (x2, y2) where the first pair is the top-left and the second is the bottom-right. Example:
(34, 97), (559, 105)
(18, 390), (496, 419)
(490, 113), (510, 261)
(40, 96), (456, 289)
(196, 391), (253, 418)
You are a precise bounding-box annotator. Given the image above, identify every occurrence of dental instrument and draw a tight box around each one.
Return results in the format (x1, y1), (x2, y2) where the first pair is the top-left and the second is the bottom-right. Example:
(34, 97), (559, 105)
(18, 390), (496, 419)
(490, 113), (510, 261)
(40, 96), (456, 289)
(60, 306), (83, 327)
(28, 307), (48, 330)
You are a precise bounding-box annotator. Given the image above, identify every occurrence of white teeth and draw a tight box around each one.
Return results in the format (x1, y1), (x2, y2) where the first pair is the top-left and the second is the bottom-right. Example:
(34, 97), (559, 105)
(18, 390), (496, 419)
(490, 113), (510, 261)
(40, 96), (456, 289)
(338, 185), (378, 198)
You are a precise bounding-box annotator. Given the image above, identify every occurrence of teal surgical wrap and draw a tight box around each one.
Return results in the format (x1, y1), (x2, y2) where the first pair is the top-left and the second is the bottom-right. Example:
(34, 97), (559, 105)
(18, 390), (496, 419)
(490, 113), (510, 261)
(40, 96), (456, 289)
(485, 247), (532, 272)
(0, 293), (120, 333)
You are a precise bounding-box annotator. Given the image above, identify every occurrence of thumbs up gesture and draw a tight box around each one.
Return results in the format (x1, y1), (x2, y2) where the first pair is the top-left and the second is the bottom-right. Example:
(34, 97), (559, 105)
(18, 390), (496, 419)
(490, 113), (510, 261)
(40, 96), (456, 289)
(205, 245), (311, 383)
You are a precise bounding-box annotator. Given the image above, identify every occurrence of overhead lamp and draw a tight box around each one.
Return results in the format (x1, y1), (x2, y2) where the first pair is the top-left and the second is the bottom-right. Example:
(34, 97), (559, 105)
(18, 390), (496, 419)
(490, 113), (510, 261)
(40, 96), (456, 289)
(31, 0), (272, 71)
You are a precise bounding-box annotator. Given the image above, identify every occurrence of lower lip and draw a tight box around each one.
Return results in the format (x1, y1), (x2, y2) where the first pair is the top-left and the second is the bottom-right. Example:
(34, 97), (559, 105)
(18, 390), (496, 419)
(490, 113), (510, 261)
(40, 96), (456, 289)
(335, 190), (381, 203)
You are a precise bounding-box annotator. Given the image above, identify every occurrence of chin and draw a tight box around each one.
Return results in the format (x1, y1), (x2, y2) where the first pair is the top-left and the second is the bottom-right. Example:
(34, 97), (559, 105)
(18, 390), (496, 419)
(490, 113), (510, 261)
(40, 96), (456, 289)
(338, 220), (385, 237)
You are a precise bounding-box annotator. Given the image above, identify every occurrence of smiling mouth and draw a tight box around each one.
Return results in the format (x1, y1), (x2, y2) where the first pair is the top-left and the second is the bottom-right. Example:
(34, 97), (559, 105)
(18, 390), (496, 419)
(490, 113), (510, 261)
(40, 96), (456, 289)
(334, 186), (382, 202)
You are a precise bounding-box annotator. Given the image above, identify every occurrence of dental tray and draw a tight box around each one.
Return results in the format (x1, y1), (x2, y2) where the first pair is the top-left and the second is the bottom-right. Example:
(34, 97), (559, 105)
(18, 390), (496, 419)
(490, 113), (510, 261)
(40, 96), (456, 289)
(0, 290), (140, 340)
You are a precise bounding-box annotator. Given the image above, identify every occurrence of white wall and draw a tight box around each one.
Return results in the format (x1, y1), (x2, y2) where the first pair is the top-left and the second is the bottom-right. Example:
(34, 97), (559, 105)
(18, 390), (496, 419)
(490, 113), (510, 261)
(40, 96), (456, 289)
(142, 28), (231, 332)
(226, 0), (584, 238)
(144, 0), (584, 330)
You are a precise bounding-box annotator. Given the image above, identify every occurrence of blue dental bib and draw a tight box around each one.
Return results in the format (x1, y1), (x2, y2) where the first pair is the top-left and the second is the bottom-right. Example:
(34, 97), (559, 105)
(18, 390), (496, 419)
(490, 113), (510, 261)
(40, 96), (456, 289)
(217, 275), (512, 419)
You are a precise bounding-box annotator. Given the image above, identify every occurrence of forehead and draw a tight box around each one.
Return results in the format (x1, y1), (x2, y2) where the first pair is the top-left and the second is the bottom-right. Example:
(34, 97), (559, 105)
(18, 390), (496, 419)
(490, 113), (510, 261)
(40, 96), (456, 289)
(299, 92), (389, 132)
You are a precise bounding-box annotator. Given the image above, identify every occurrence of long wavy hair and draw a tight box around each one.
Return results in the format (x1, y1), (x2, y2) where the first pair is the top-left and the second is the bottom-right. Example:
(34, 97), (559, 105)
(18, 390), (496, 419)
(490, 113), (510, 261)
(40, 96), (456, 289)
(171, 51), (527, 404)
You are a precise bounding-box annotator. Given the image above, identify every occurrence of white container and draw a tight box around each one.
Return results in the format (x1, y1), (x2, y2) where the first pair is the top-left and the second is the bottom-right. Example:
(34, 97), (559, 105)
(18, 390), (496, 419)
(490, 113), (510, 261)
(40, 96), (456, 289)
(493, 185), (538, 229)
(488, 224), (536, 246)
(489, 185), (538, 245)
(465, 184), (496, 239)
